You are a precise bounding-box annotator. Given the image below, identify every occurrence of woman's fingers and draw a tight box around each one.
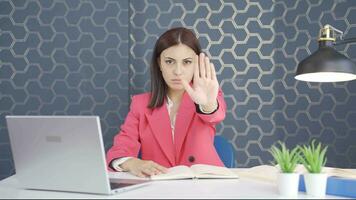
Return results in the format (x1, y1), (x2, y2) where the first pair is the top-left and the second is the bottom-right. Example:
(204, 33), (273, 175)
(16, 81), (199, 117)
(194, 54), (200, 80)
(135, 171), (147, 178)
(126, 159), (168, 178)
(137, 161), (168, 177)
(152, 168), (161, 175)
(142, 167), (156, 176)
(199, 53), (206, 78)
(205, 56), (211, 79)
(153, 163), (168, 173)
(211, 62), (217, 80)
(181, 79), (194, 97)
(198, 53), (214, 79)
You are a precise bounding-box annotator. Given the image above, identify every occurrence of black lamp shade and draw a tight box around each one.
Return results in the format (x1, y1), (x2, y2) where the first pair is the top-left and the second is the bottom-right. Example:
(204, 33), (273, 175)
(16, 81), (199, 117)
(295, 42), (356, 82)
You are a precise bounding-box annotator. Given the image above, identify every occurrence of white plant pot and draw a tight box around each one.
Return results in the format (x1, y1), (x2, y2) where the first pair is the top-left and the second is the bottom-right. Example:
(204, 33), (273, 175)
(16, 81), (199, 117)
(304, 173), (328, 197)
(277, 172), (300, 197)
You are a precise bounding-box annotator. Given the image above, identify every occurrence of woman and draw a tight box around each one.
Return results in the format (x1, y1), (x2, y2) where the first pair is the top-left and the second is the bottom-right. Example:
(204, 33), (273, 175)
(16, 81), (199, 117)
(106, 27), (226, 178)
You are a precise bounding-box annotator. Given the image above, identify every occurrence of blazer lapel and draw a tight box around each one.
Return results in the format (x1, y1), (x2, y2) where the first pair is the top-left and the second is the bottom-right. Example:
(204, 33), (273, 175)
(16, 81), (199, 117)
(145, 102), (175, 166)
(174, 92), (195, 159)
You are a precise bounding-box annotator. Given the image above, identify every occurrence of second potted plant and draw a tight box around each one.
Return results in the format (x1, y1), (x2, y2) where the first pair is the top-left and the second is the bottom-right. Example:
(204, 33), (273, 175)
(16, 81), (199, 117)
(299, 139), (328, 197)
(269, 141), (301, 197)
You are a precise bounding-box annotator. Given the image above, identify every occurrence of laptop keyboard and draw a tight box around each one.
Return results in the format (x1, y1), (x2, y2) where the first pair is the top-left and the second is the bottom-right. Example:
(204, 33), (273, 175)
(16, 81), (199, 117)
(110, 182), (137, 190)
(110, 179), (149, 190)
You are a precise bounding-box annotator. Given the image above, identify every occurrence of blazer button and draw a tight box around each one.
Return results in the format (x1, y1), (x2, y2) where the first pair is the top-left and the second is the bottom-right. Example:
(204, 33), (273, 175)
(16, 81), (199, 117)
(188, 156), (195, 163)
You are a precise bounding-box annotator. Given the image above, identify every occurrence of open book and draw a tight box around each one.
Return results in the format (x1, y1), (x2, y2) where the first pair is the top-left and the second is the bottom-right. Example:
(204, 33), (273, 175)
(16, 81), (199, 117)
(150, 164), (239, 180)
(109, 164), (239, 181)
(234, 164), (356, 183)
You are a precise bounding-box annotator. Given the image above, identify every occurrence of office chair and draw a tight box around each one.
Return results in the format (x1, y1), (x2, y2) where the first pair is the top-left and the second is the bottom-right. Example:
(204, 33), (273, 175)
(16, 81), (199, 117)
(214, 135), (235, 168)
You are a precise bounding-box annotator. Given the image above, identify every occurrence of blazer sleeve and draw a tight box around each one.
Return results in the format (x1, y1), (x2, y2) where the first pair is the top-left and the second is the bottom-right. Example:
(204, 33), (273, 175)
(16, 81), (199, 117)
(106, 95), (141, 170)
(196, 89), (226, 125)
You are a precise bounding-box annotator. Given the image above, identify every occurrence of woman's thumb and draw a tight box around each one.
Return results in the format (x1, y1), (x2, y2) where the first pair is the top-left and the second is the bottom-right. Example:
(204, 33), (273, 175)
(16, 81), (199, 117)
(181, 79), (194, 96)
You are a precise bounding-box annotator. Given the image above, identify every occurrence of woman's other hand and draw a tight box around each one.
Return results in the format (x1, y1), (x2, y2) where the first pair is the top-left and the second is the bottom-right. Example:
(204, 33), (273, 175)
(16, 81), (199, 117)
(120, 158), (168, 178)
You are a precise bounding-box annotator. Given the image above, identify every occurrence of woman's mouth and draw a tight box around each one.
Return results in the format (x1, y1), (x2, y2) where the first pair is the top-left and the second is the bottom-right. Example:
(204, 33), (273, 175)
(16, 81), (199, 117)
(171, 79), (181, 84)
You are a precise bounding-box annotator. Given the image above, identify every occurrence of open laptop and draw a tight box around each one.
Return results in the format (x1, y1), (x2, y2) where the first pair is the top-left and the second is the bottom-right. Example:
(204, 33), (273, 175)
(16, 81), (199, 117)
(6, 116), (150, 195)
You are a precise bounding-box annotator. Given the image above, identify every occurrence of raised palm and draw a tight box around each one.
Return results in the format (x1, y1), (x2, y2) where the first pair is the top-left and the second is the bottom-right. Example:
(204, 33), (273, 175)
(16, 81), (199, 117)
(181, 53), (219, 106)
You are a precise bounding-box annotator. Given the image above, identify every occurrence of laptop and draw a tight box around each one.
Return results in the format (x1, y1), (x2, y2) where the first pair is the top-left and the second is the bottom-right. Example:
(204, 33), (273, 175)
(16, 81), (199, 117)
(6, 116), (150, 195)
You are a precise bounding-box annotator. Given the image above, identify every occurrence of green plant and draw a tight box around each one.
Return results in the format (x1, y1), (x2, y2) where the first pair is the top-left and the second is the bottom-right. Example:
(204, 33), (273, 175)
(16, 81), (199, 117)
(269, 141), (300, 173)
(299, 140), (328, 173)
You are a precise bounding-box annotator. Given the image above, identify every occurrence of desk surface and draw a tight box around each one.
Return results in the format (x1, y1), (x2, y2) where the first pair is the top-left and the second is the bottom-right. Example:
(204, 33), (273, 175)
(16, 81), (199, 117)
(0, 172), (345, 199)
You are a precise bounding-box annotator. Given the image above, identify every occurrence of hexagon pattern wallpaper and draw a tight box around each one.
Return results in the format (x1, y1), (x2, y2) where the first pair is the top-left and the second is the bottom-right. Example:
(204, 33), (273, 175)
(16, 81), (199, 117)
(1, 0), (356, 180)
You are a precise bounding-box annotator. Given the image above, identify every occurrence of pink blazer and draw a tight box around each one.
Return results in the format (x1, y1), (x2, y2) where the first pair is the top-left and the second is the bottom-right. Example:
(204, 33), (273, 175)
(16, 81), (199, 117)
(106, 90), (226, 170)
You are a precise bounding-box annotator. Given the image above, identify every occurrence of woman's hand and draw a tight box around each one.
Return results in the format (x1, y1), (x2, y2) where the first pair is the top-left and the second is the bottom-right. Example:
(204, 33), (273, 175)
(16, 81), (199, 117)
(120, 158), (168, 178)
(181, 53), (219, 112)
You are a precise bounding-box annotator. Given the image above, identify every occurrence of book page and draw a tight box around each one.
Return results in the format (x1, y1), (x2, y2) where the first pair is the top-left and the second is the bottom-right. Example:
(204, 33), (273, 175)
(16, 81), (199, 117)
(190, 164), (239, 179)
(150, 165), (195, 180)
(234, 164), (306, 182)
(233, 165), (278, 182)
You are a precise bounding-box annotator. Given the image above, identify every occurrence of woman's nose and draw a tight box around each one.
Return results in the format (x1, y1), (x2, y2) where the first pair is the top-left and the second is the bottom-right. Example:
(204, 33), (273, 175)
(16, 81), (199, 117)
(173, 64), (183, 75)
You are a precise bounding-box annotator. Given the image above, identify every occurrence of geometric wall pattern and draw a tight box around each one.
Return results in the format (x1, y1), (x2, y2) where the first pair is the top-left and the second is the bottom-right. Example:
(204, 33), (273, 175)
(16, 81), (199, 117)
(1, 0), (356, 180)
(0, 0), (129, 180)
(129, 0), (356, 169)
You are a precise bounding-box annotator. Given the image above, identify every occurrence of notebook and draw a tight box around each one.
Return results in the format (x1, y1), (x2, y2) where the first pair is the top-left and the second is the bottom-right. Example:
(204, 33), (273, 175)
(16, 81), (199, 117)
(299, 175), (356, 198)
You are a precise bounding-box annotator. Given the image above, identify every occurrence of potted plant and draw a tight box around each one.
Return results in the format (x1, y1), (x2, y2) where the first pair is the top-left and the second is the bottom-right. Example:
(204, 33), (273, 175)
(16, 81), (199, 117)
(269, 141), (301, 197)
(299, 140), (328, 197)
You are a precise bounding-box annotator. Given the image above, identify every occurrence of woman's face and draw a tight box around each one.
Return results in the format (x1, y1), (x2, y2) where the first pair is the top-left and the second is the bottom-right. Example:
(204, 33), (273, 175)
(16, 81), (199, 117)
(159, 44), (196, 92)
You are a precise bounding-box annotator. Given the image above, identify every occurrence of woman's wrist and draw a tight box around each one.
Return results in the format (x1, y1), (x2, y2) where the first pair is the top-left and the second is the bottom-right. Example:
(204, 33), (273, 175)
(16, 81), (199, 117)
(200, 100), (218, 113)
(119, 157), (136, 171)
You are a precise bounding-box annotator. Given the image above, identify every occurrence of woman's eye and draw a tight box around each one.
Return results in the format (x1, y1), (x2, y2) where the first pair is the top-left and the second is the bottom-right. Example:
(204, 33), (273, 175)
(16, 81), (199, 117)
(184, 60), (192, 64)
(165, 60), (173, 64)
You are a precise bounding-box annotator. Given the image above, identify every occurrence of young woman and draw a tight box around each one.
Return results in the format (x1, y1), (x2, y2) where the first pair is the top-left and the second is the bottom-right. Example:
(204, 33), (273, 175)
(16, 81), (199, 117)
(106, 27), (226, 178)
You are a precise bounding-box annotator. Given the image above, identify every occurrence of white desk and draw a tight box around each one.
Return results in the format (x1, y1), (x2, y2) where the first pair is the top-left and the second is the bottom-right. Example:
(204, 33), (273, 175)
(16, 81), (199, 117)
(0, 173), (345, 199)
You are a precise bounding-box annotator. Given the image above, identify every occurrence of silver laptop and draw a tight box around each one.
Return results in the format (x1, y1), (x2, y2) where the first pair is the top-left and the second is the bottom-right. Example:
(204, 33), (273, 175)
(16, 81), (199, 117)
(6, 116), (149, 195)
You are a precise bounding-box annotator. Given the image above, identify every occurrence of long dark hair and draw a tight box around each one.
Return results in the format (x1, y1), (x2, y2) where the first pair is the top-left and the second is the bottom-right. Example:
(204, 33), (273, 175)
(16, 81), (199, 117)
(148, 27), (202, 109)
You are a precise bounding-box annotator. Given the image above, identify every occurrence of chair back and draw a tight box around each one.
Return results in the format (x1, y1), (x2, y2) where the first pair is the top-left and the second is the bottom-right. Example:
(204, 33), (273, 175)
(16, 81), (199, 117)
(214, 135), (235, 168)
